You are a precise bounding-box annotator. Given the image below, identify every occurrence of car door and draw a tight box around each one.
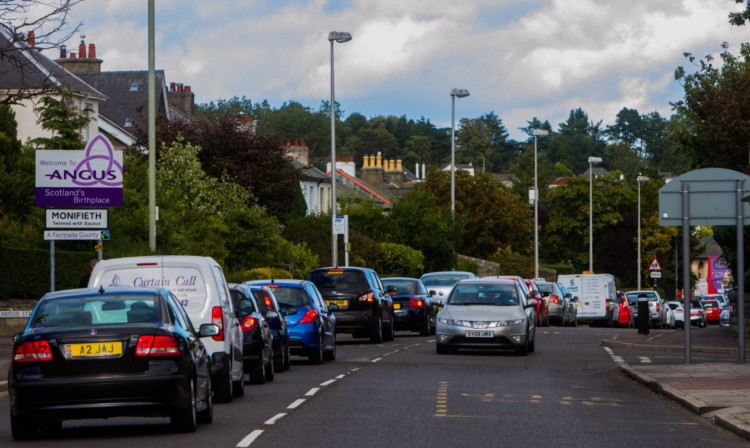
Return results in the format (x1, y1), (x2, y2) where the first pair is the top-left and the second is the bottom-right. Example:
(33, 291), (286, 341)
(167, 292), (210, 397)
(369, 271), (392, 324)
(308, 283), (335, 346)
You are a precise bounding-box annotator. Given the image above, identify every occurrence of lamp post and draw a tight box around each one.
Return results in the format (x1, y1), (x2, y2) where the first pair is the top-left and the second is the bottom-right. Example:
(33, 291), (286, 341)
(637, 175), (649, 290)
(450, 88), (469, 270)
(328, 31), (352, 267)
(588, 156), (603, 272)
(533, 129), (549, 279)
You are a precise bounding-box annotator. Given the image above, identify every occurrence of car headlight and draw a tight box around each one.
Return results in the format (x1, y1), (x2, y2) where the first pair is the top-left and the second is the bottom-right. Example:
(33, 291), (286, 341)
(438, 318), (525, 328)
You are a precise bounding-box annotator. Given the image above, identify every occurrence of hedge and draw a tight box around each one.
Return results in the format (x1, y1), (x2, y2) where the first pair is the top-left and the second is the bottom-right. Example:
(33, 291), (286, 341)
(0, 246), (93, 300)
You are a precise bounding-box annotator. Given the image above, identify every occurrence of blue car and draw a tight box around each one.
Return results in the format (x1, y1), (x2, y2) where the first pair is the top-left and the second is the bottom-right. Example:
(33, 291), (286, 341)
(247, 285), (290, 372)
(245, 280), (336, 364)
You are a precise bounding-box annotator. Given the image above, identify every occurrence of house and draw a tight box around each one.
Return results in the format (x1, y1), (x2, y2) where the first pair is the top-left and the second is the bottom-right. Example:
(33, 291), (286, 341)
(0, 31), (106, 145)
(493, 173), (519, 188)
(440, 162), (475, 177)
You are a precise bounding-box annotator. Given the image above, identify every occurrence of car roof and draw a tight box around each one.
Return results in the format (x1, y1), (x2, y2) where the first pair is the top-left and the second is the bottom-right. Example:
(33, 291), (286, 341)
(456, 278), (518, 286)
(421, 271), (475, 277)
(42, 286), (165, 300)
(245, 279), (306, 288)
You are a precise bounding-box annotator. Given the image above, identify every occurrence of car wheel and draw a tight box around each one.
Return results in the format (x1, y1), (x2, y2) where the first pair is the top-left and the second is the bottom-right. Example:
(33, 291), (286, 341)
(420, 312), (431, 336)
(264, 354), (274, 382)
(370, 314), (384, 343)
(171, 379), (198, 433)
(529, 333), (536, 353)
(283, 343), (291, 370)
(309, 334), (324, 365)
(197, 375), (213, 424)
(517, 329), (529, 356)
(384, 313), (395, 341)
(324, 335), (336, 361)
(214, 361), (234, 403)
(273, 349), (284, 373)
(11, 413), (38, 440)
(249, 356), (266, 384)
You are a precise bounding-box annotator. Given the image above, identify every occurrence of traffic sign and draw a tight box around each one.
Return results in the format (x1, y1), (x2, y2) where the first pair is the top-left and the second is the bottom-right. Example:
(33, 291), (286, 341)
(650, 271), (662, 278)
(648, 257), (662, 271)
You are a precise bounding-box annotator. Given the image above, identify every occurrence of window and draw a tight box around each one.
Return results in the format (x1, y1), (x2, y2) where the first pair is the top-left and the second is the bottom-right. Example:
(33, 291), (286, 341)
(130, 81), (139, 91)
(124, 117), (134, 127)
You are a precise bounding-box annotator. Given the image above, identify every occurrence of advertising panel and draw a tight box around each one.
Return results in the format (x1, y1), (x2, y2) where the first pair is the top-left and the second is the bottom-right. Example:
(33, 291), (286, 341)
(35, 135), (123, 207)
(708, 255), (732, 295)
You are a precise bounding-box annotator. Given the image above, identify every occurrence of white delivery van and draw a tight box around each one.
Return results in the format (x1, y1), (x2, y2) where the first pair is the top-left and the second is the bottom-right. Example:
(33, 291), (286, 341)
(89, 255), (244, 402)
(557, 273), (616, 323)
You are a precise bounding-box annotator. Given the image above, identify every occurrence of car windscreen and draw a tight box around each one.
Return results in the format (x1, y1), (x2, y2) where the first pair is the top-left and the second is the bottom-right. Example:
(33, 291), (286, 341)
(267, 286), (311, 308)
(537, 283), (555, 295)
(382, 280), (417, 295)
(448, 284), (519, 306)
(307, 269), (369, 295)
(30, 295), (161, 328)
(421, 274), (468, 287)
(702, 300), (719, 307)
(626, 292), (658, 302)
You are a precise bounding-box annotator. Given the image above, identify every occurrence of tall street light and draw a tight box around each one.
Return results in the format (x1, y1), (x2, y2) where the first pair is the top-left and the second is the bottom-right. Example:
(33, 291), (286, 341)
(588, 156), (603, 272)
(637, 175), (649, 290)
(533, 129), (549, 279)
(328, 31), (352, 267)
(450, 88), (469, 270)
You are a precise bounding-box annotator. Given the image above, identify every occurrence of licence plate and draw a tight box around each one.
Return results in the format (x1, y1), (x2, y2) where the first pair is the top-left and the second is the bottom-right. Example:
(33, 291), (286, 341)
(64, 342), (122, 358)
(326, 299), (348, 309)
(394, 303), (401, 310)
(465, 330), (493, 338)
(437, 306), (443, 312)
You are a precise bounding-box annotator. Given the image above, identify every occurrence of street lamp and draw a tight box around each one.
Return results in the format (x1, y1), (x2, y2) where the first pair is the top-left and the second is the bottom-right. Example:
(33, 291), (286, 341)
(328, 31), (352, 267)
(637, 175), (649, 290)
(533, 129), (549, 279)
(588, 156), (603, 272)
(450, 88), (469, 270)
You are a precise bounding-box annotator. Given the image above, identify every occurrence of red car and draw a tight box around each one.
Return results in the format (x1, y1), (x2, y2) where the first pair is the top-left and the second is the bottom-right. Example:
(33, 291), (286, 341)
(524, 279), (549, 327)
(616, 294), (633, 327)
(700, 299), (722, 324)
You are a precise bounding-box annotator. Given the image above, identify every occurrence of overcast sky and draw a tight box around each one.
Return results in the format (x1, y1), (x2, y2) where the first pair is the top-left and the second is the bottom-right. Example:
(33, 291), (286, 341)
(49, 0), (750, 141)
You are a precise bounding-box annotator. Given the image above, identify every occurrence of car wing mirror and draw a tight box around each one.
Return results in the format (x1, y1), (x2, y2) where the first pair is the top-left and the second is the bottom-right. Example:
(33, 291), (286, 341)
(13, 332), (22, 343)
(199, 323), (221, 338)
(265, 310), (279, 320)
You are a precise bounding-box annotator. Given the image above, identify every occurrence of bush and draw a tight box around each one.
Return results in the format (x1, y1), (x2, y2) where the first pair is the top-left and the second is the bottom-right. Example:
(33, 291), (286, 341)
(0, 246), (93, 300)
(228, 267), (293, 283)
(378, 243), (424, 278)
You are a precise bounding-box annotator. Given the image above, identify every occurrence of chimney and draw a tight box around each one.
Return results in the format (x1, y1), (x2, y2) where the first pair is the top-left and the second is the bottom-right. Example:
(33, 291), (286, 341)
(27, 31), (35, 47)
(59, 45), (67, 59)
(167, 81), (196, 116)
(78, 40), (86, 58)
(55, 40), (102, 73)
(88, 43), (96, 59)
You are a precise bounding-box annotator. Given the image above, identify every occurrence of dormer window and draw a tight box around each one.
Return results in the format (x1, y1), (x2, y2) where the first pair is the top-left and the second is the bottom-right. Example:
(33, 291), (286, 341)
(130, 82), (138, 91)
(124, 118), (133, 128)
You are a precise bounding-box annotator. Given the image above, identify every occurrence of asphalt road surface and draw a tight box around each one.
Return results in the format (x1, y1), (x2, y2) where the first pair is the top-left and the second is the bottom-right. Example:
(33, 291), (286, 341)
(0, 327), (746, 447)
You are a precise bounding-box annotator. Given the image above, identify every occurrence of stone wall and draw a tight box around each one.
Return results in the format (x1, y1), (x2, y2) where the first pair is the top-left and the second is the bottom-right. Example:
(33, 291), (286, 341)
(0, 299), (37, 338)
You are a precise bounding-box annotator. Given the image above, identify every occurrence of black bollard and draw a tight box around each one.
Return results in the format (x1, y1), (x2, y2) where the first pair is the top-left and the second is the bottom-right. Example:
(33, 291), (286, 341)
(637, 294), (649, 335)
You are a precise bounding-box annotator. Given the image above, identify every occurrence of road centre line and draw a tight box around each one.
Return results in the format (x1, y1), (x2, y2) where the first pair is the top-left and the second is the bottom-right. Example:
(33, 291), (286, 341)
(305, 388), (320, 396)
(639, 356), (652, 363)
(372, 357), (383, 363)
(336, 374), (346, 379)
(264, 413), (287, 425)
(383, 350), (400, 356)
(320, 379), (337, 386)
(236, 429), (264, 447)
(287, 399), (306, 409)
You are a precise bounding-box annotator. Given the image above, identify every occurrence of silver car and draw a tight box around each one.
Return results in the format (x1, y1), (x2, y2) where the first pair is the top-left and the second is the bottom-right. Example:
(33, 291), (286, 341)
(420, 271), (478, 306)
(435, 279), (537, 356)
(536, 280), (576, 326)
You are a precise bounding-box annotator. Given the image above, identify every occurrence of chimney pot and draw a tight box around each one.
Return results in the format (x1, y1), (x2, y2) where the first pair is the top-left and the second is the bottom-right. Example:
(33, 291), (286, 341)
(60, 45), (67, 59)
(88, 43), (96, 59)
(70, 52), (77, 59)
(185, 85), (191, 92)
(27, 31), (35, 47)
(79, 41), (86, 59)
(170, 82), (175, 91)
(177, 83), (183, 92)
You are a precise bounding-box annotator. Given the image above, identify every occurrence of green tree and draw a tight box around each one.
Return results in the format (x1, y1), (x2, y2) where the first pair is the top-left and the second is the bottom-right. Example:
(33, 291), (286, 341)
(547, 108), (606, 174)
(31, 87), (89, 149)
(378, 242), (424, 277)
(0, 105), (34, 222)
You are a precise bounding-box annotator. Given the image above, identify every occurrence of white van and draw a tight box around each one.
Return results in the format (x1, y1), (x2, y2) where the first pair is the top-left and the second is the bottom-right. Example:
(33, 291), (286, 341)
(557, 273), (616, 323)
(89, 255), (244, 402)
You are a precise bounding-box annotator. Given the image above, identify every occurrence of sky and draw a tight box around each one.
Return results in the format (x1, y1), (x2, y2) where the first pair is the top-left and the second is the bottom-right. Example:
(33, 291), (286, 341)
(40, 0), (750, 141)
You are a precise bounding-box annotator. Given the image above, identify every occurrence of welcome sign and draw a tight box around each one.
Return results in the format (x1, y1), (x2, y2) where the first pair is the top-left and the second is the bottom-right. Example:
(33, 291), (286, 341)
(36, 135), (123, 207)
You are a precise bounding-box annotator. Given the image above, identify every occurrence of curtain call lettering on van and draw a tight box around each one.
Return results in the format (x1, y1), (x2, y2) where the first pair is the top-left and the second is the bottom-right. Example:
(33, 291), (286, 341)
(108, 274), (198, 288)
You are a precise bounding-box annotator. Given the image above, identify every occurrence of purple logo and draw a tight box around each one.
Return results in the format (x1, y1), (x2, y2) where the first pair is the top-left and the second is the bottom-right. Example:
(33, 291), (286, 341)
(89, 329), (97, 336)
(108, 274), (123, 287)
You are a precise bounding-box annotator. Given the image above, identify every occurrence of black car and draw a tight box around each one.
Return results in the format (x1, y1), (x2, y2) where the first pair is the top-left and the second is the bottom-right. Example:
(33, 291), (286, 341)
(229, 284), (274, 384)
(307, 267), (395, 343)
(9, 287), (217, 439)
(382, 277), (436, 336)
(248, 285), (290, 372)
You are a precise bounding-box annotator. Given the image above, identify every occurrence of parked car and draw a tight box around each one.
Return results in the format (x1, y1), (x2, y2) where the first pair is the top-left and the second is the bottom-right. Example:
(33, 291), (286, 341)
(382, 277), (437, 336)
(624, 290), (666, 328)
(524, 279), (549, 327)
(420, 271), (478, 306)
(536, 280), (571, 326)
(720, 308), (730, 327)
(436, 278), (537, 355)
(247, 285), (290, 372)
(9, 287), (216, 439)
(671, 300), (707, 327)
(612, 291), (633, 327)
(700, 299), (722, 324)
(228, 284), (274, 384)
(557, 283), (578, 326)
(245, 280), (336, 364)
(307, 267), (394, 343)
(88, 256), (244, 402)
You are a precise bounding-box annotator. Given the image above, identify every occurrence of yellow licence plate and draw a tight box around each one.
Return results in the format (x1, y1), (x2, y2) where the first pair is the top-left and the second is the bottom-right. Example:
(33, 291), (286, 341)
(326, 300), (348, 308)
(64, 342), (122, 358)
(438, 306), (443, 312)
(394, 303), (401, 310)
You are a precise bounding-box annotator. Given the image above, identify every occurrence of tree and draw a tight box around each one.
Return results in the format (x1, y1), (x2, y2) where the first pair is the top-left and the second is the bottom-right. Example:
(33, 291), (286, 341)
(194, 96), (253, 121)
(0, 1), (83, 105)
(0, 104), (34, 222)
(730, 0), (750, 26)
(546, 109), (606, 174)
(457, 112), (512, 172)
(31, 87), (89, 149)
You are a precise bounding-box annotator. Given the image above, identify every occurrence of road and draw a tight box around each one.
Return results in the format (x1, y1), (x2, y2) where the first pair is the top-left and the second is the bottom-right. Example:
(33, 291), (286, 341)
(0, 327), (746, 447)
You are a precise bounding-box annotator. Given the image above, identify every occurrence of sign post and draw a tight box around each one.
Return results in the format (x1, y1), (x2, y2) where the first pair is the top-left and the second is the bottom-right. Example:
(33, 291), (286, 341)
(648, 257), (662, 291)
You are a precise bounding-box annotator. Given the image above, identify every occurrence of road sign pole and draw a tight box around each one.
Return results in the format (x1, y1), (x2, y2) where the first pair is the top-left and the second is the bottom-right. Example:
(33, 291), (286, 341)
(50, 240), (55, 292)
(737, 180), (745, 362)
(682, 182), (691, 364)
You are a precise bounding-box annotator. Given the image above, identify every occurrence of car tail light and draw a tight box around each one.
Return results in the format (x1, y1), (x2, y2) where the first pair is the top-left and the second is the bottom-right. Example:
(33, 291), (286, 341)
(241, 316), (257, 332)
(358, 292), (375, 302)
(299, 309), (319, 324)
(656, 303), (660, 312)
(550, 295), (560, 304)
(212, 306), (224, 341)
(605, 299), (610, 310)
(263, 294), (274, 308)
(13, 341), (53, 363)
(136, 335), (180, 357)
(409, 299), (425, 308)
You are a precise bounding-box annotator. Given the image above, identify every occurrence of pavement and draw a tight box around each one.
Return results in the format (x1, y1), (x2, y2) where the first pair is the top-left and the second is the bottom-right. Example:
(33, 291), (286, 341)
(602, 324), (750, 441)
